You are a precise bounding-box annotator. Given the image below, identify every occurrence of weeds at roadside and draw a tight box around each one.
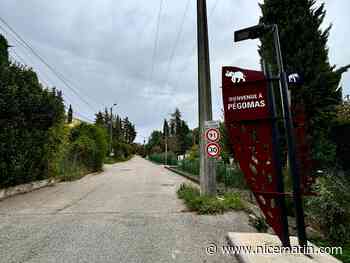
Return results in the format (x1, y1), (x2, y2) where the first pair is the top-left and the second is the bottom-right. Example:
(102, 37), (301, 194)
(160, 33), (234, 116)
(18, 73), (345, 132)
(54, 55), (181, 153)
(177, 183), (245, 214)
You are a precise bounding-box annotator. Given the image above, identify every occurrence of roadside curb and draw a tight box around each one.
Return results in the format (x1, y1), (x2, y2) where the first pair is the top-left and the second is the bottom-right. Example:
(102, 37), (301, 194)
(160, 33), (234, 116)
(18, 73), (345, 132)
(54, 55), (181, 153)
(164, 166), (200, 184)
(0, 179), (57, 201)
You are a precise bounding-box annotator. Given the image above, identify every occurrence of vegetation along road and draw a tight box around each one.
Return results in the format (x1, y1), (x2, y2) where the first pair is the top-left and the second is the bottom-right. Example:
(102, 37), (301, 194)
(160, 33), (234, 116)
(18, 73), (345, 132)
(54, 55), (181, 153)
(0, 156), (254, 263)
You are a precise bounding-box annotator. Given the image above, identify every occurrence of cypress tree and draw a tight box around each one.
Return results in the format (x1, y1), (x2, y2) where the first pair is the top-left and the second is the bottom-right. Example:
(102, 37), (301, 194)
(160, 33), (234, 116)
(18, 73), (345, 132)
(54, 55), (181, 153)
(259, 0), (350, 167)
(163, 119), (169, 137)
(67, 104), (73, 124)
(0, 34), (9, 68)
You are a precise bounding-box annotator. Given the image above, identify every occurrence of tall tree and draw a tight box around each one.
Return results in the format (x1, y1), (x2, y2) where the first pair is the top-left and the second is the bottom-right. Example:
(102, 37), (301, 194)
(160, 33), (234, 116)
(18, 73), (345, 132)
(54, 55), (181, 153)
(67, 104), (73, 124)
(163, 119), (169, 137)
(259, 0), (350, 167)
(95, 111), (104, 126)
(170, 108), (182, 136)
(0, 35), (9, 68)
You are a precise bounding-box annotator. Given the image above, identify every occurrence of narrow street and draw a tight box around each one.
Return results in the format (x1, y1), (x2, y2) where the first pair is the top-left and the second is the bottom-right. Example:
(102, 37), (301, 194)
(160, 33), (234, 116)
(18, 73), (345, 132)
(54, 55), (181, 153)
(0, 156), (254, 263)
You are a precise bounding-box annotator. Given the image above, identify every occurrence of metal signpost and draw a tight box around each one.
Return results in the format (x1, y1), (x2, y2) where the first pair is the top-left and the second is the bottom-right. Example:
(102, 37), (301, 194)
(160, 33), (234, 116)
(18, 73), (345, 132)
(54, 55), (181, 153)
(226, 23), (310, 248)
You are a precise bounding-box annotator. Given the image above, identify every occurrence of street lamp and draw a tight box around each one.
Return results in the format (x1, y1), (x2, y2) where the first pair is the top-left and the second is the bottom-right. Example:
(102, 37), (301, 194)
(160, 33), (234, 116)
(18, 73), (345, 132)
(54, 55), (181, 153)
(110, 103), (117, 156)
(234, 24), (307, 248)
(234, 24), (272, 42)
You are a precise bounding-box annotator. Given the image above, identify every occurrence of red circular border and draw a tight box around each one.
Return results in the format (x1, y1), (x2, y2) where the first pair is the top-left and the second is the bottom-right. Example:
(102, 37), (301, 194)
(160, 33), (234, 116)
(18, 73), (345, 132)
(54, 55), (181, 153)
(206, 142), (221, 158)
(205, 128), (221, 142)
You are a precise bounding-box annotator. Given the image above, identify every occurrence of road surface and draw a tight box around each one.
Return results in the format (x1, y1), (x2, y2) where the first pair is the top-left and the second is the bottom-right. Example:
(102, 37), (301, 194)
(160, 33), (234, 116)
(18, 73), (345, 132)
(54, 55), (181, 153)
(0, 156), (254, 263)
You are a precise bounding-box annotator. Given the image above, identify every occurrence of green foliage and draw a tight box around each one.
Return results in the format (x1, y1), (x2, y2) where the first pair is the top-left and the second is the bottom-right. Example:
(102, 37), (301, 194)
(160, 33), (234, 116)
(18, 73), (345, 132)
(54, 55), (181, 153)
(177, 183), (244, 214)
(219, 122), (233, 163)
(332, 102), (350, 171)
(307, 173), (350, 243)
(146, 108), (193, 156)
(259, 0), (349, 168)
(149, 152), (178, 165)
(177, 158), (247, 189)
(112, 141), (134, 160)
(0, 39), (65, 188)
(187, 144), (199, 161)
(94, 110), (137, 145)
(178, 159), (199, 176)
(69, 123), (108, 171)
(216, 160), (247, 189)
(312, 238), (350, 263)
(146, 130), (163, 153)
(55, 123), (108, 181)
(0, 35), (9, 68)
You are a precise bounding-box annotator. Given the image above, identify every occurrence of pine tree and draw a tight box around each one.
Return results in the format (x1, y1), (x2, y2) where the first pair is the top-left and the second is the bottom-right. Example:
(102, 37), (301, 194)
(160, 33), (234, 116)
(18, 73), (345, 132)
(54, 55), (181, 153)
(171, 108), (182, 136)
(67, 104), (73, 124)
(259, 0), (350, 167)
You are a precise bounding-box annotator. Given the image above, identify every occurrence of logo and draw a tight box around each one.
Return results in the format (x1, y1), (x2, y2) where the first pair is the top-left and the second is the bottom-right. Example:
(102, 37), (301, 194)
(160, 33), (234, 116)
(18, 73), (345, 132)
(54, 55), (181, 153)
(225, 71), (246, 84)
(288, 73), (300, 83)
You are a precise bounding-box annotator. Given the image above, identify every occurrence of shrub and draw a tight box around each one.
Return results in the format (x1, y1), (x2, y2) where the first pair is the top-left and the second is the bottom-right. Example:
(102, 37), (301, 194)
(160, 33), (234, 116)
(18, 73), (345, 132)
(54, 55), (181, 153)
(112, 142), (134, 160)
(307, 173), (350, 243)
(69, 123), (108, 172)
(149, 152), (178, 165)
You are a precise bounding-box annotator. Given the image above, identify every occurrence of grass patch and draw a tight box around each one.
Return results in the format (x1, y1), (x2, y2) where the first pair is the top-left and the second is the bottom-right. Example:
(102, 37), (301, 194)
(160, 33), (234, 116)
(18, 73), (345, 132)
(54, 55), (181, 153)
(177, 183), (245, 214)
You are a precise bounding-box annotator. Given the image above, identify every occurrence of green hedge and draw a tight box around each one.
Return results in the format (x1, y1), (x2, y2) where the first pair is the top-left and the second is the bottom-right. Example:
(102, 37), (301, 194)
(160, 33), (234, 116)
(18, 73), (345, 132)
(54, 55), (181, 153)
(149, 152), (178, 165)
(54, 123), (108, 181)
(0, 45), (65, 188)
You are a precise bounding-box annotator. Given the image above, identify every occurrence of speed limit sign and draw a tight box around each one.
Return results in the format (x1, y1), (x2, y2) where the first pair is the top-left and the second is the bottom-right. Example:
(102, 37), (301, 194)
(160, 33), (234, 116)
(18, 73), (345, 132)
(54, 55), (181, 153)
(205, 128), (220, 142)
(206, 142), (221, 158)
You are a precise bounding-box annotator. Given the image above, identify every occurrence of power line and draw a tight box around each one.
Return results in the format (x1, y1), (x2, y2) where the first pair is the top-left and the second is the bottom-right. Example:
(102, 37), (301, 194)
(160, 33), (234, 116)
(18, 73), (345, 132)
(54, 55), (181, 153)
(0, 17), (100, 114)
(64, 105), (94, 123)
(8, 43), (95, 124)
(163, 0), (191, 93)
(149, 0), (164, 93)
(170, 0), (219, 96)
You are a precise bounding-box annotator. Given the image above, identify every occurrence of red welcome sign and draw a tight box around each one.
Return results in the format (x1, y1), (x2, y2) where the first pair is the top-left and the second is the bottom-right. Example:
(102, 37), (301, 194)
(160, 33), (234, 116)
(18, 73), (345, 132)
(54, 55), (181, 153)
(222, 66), (269, 121)
(222, 66), (289, 244)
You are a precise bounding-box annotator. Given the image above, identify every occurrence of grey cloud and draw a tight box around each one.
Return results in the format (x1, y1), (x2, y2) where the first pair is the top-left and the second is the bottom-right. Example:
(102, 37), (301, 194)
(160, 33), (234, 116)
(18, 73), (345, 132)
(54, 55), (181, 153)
(1, 0), (349, 142)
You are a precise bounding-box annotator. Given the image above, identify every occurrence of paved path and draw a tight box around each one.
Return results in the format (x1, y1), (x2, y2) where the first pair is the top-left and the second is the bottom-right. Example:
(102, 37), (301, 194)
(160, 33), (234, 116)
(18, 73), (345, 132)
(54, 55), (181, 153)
(0, 156), (254, 263)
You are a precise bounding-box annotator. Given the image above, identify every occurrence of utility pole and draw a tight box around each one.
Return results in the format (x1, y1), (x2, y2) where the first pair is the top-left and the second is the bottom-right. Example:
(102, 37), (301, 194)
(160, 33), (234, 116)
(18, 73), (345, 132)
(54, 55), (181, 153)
(165, 135), (168, 165)
(197, 0), (216, 195)
(110, 103), (117, 156)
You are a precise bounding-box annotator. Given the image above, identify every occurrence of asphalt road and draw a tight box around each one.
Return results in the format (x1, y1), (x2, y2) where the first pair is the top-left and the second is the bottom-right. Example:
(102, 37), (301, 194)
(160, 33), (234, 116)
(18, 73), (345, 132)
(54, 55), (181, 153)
(0, 156), (254, 263)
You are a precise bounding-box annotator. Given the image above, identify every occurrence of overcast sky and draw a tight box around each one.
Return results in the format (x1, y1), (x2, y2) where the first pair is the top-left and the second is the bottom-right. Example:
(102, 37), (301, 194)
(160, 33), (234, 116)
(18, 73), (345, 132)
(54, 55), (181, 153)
(1, 0), (349, 142)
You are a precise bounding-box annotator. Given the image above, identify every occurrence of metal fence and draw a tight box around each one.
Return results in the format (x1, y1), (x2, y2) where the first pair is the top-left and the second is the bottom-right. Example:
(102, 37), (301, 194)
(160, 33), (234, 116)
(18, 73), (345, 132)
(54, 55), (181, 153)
(177, 159), (247, 189)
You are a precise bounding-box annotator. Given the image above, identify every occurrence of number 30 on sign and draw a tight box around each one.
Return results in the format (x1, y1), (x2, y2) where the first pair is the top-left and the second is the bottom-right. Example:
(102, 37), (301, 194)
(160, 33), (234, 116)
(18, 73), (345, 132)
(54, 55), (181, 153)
(206, 142), (221, 158)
